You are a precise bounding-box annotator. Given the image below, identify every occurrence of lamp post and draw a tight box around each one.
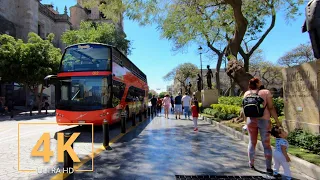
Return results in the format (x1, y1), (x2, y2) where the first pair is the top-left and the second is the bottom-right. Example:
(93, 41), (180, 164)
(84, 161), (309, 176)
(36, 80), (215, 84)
(198, 46), (203, 90)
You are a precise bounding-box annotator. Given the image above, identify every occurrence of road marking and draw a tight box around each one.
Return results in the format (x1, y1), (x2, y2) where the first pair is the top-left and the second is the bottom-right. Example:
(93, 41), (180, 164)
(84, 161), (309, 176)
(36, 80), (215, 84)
(51, 117), (148, 180)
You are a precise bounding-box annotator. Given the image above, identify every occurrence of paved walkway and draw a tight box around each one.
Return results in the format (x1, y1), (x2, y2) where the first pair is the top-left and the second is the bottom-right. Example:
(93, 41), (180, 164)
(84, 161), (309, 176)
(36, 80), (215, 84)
(49, 113), (314, 180)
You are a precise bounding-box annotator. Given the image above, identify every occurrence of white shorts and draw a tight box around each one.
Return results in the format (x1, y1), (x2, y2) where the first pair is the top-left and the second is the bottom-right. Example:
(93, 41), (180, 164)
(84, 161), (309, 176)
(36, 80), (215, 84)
(174, 104), (182, 113)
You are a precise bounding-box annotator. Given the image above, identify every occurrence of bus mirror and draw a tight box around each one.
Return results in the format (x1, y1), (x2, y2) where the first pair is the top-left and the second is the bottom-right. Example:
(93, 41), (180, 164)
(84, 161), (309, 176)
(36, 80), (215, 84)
(44, 75), (57, 87)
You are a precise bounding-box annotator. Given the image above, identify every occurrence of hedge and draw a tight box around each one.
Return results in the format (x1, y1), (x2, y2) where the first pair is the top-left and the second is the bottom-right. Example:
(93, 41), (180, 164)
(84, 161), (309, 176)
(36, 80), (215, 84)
(203, 104), (241, 120)
(287, 129), (320, 155)
(218, 96), (284, 116)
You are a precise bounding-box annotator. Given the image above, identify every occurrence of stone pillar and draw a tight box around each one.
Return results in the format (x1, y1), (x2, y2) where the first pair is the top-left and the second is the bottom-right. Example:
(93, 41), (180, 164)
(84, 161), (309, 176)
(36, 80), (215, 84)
(282, 60), (320, 134)
(201, 89), (218, 108)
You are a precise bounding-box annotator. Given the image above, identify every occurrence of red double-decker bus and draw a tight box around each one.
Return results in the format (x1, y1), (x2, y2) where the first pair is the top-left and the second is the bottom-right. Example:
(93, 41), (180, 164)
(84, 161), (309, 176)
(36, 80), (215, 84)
(45, 43), (148, 125)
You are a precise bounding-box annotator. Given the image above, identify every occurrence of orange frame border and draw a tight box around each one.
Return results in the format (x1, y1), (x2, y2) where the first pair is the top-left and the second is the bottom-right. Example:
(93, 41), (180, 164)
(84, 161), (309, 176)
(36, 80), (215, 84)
(18, 122), (94, 172)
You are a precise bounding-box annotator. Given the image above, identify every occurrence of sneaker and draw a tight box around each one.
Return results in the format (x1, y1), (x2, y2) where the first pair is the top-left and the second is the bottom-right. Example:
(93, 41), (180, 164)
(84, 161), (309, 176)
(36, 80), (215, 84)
(266, 168), (273, 175)
(249, 164), (255, 170)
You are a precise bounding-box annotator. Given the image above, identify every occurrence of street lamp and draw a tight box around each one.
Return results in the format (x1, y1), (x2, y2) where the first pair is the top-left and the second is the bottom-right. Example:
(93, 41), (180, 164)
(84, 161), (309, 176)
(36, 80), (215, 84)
(198, 46), (203, 89)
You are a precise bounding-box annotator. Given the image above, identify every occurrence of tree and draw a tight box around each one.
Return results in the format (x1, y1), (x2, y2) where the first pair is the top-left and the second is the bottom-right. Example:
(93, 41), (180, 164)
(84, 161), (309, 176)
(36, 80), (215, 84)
(163, 63), (199, 93)
(61, 21), (131, 55)
(250, 60), (283, 88)
(0, 33), (61, 112)
(278, 42), (314, 67)
(148, 89), (158, 99)
(158, 92), (168, 98)
(82, 0), (304, 92)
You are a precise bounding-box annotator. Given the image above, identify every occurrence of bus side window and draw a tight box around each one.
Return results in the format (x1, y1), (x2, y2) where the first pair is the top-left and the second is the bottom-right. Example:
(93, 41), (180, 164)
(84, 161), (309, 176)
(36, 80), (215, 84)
(112, 80), (125, 107)
(125, 86), (135, 102)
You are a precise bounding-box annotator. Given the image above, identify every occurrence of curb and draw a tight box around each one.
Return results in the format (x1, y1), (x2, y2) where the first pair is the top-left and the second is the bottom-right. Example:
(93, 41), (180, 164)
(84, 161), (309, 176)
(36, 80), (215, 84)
(203, 117), (320, 180)
(0, 113), (55, 121)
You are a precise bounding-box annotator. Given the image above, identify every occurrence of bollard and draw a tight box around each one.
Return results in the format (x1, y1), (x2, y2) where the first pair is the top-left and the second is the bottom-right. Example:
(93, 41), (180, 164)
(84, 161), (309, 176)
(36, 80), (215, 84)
(102, 119), (112, 150)
(10, 110), (13, 118)
(121, 114), (126, 133)
(64, 133), (73, 171)
(132, 112), (136, 126)
(139, 112), (143, 122)
(30, 108), (32, 116)
(144, 109), (147, 118)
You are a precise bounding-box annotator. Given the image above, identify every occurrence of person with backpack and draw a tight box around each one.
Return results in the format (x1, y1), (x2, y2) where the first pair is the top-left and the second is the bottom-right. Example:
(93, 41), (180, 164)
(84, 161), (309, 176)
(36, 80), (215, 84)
(242, 77), (281, 176)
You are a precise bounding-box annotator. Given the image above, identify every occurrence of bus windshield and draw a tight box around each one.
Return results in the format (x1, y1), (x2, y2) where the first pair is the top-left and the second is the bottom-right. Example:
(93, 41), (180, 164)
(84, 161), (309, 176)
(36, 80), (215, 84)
(56, 76), (111, 111)
(61, 44), (111, 72)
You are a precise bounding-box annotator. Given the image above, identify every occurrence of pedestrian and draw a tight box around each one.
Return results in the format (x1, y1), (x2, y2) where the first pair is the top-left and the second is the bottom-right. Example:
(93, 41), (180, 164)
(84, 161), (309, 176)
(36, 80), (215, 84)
(242, 77), (281, 175)
(170, 95), (174, 112)
(181, 92), (191, 119)
(270, 126), (292, 179)
(191, 100), (199, 131)
(174, 92), (182, 119)
(150, 95), (157, 115)
(156, 97), (162, 116)
(162, 94), (171, 119)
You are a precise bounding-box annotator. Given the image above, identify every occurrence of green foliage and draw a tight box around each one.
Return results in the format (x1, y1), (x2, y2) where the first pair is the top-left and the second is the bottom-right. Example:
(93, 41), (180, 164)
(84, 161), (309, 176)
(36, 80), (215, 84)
(203, 104), (241, 120)
(273, 97), (284, 116)
(163, 63), (199, 92)
(287, 129), (320, 155)
(61, 21), (131, 55)
(158, 92), (167, 98)
(218, 96), (242, 106)
(218, 96), (284, 117)
(211, 104), (241, 116)
(0, 33), (61, 89)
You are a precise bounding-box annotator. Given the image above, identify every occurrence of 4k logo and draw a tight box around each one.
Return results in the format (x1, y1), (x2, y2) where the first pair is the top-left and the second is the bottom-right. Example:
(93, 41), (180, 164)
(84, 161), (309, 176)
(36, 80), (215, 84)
(31, 133), (81, 162)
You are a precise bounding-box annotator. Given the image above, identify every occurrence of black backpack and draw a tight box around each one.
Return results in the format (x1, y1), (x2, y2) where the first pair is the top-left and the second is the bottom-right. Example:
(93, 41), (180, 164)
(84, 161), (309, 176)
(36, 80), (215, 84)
(242, 90), (265, 117)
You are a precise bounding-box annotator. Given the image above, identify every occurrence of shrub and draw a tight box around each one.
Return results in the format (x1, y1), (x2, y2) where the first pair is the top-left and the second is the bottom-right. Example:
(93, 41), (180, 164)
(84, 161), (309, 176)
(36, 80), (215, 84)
(199, 102), (203, 113)
(271, 116), (284, 125)
(218, 96), (242, 106)
(211, 104), (241, 115)
(287, 129), (320, 155)
(202, 104), (242, 120)
(273, 97), (284, 116)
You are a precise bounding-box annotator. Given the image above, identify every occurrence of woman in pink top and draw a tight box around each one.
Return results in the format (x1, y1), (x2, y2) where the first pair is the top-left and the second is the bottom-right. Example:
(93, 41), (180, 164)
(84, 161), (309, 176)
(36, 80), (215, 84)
(162, 94), (171, 119)
(243, 77), (281, 175)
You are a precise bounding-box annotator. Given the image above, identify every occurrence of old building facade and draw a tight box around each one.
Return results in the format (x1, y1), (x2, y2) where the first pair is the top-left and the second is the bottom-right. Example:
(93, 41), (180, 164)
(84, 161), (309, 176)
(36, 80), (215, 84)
(0, 0), (125, 107)
(0, 0), (71, 50)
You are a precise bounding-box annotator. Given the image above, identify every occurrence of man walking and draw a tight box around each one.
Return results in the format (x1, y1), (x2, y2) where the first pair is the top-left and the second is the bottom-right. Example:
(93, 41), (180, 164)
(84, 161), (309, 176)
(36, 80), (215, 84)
(150, 95), (157, 115)
(182, 92), (192, 119)
(174, 92), (182, 119)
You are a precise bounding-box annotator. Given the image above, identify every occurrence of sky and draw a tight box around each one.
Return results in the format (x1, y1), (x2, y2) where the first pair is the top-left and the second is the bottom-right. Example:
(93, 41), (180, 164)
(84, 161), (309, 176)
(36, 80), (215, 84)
(43, 0), (310, 93)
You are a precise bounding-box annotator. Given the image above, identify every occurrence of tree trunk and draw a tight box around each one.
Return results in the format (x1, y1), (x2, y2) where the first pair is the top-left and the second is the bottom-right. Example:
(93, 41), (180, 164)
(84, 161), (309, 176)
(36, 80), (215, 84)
(25, 85), (29, 107)
(37, 85), (44, 114)
(216, 54), (223, 95)
(244, 56), (249, 72)
(225, 0), (253, 92)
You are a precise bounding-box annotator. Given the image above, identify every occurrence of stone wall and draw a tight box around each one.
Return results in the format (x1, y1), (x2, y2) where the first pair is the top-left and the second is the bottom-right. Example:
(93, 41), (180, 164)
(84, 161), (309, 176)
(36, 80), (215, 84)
(17, 0), (39, 41)
(282, 60), (320, 134)
(70, 5), (88, 29)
